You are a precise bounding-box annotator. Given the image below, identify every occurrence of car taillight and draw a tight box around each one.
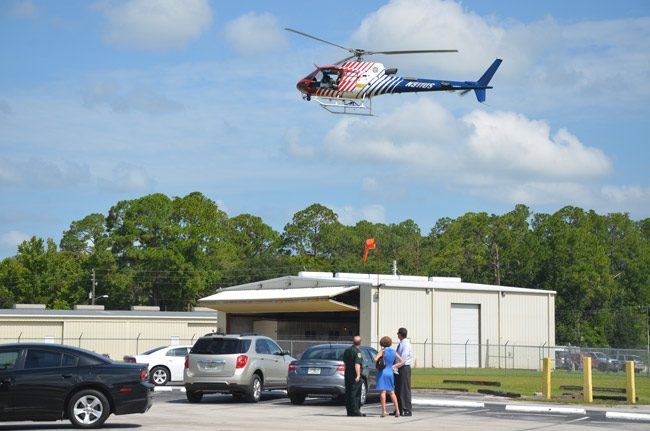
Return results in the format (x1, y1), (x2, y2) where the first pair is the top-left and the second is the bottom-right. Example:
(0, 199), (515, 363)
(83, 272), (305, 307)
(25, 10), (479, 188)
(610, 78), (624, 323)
(236, 355), (248, 369)
(140, 369), (148, 381)
(288, 361), (297, 372)
(185, 354), (189, 369)
(336, 363), (345, 372)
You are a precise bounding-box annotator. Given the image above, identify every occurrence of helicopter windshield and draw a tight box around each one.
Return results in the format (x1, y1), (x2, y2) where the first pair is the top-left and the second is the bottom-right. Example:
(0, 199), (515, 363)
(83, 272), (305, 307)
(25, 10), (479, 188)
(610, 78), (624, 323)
(308, 67), (341, 90)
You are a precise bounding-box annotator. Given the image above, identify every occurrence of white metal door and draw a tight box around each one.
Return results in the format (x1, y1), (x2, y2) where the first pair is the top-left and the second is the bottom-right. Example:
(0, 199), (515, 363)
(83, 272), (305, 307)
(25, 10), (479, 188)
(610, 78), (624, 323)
(450, 304), (480, 367)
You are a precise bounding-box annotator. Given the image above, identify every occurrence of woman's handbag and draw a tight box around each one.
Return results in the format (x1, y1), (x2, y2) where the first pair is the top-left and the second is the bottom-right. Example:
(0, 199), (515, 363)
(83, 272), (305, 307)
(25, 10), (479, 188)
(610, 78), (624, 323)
(376, 354), (386, 371)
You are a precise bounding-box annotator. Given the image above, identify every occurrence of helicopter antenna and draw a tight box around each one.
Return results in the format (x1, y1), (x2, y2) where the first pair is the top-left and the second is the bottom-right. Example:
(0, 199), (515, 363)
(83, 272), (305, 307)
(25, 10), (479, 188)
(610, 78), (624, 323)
(285, 28), (458, 62)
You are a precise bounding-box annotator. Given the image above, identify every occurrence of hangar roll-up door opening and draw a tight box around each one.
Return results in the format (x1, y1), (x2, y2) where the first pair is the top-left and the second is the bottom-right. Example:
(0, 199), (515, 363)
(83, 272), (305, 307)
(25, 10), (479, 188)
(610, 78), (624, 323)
(200, 285), (361, 340)
(450, 304), (480, 367)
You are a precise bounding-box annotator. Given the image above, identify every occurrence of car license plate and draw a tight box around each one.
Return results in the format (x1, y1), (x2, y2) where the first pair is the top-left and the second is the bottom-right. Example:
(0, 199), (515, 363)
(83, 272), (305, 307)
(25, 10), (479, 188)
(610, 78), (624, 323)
(307, 368), (321, 375)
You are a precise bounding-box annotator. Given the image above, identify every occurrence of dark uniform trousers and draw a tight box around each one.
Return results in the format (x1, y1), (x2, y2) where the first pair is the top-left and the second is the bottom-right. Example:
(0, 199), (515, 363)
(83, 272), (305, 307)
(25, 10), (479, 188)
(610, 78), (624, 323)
(345, 379), (362, 416)
(395, 365), (412, 413)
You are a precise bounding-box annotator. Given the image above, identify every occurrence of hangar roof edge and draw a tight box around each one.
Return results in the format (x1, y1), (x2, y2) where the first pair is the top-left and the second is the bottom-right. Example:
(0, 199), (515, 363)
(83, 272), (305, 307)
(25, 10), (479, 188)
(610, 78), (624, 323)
(0, 309), (218, 318)
(213, 273), (555, 296)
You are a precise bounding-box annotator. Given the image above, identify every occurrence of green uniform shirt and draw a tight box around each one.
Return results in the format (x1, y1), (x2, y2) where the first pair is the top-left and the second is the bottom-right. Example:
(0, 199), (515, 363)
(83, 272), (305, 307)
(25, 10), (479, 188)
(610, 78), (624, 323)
(343, 345), (363, 380)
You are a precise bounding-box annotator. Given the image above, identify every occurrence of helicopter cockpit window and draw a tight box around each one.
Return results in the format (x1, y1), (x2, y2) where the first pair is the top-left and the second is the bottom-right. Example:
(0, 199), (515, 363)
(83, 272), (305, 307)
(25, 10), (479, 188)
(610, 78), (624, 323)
(315, 69), (340, 89)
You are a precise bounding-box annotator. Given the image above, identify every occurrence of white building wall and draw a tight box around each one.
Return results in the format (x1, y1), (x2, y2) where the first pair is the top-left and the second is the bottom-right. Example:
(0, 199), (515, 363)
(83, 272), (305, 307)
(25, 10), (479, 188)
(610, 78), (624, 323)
(0, 315), (217, 360)
(0, 320), (63, 343)
(431, 290), (499, 368)
(375, 287), (432, 368)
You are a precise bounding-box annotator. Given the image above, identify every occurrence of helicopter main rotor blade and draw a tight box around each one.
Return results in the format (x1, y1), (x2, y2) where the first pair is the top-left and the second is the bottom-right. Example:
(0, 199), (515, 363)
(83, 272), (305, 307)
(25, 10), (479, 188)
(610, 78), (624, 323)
(285, 28), (354, 54)
(367, 49), (458, 55)
(334, 55), (357, 65)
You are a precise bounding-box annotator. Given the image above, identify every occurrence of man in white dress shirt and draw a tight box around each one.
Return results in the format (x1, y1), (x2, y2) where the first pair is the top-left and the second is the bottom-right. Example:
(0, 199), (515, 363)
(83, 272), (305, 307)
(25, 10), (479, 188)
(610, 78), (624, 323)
(394, 327), (413, 416)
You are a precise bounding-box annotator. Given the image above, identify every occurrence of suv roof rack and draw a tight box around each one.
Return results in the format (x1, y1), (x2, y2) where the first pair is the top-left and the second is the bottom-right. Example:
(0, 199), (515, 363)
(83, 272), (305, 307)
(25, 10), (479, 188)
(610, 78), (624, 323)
(203, 330), (226, 336)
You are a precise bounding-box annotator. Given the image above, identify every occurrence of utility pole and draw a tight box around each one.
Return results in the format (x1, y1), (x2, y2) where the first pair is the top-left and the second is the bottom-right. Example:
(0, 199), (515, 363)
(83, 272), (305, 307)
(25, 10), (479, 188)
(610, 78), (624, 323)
(91, 269), (96, 305)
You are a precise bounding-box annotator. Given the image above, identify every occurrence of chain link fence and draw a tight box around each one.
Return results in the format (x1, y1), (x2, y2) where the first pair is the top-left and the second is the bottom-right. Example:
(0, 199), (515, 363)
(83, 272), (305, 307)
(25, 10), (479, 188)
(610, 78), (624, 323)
(2, 335), (649, 378)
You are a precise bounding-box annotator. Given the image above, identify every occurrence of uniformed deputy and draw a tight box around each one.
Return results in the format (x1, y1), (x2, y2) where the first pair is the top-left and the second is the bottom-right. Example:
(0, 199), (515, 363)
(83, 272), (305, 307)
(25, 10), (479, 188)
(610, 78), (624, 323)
(343, 335), (365, 417)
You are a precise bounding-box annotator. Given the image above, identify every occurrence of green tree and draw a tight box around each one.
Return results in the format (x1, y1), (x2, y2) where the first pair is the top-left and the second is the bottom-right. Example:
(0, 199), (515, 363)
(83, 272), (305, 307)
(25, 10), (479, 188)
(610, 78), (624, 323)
(532, 207), (612, 346)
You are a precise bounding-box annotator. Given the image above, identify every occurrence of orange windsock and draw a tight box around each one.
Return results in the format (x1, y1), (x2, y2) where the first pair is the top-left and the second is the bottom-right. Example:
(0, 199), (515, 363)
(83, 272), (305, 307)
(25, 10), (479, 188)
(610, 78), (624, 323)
(363, 238), (376, 264)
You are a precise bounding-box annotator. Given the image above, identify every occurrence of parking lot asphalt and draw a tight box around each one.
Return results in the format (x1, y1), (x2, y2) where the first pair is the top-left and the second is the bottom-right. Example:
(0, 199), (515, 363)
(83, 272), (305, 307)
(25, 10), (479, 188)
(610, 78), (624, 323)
(2, 388), (650, 430)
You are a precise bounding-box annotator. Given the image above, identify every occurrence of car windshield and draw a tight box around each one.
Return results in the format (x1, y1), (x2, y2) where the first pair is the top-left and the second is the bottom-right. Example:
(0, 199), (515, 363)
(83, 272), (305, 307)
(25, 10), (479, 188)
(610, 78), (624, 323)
(301, 346), (346, 361)
(142, 346), (167, 355)
(191, 338), (251, 355)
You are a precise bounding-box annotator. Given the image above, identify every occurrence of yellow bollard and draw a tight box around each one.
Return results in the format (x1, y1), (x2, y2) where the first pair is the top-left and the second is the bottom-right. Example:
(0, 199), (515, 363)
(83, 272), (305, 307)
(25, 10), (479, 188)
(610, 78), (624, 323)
(583, 356), (593, 403)
(626, 361), (636, 405)
(542, 357), (552, 400)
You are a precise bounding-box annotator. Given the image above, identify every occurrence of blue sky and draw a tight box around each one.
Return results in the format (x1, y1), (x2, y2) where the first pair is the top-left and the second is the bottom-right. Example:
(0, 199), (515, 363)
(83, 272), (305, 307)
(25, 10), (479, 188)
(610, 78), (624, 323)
(1, 0), (649, 258)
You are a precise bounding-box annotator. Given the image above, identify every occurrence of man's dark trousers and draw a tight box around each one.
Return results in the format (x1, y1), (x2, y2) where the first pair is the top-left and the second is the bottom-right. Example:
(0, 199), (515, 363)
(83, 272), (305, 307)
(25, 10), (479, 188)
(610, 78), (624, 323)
(396, 365), (412, 413)
(345, 379), (362, 416)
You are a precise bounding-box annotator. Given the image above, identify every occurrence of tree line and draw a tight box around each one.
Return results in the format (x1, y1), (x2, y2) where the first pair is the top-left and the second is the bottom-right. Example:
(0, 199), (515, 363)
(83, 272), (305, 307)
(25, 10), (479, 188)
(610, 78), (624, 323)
(1, 192), (649, 348)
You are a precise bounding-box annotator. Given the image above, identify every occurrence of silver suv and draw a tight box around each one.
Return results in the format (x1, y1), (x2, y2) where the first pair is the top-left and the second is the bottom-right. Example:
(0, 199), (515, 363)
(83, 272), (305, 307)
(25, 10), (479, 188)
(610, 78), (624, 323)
(184, 333), (295, 403)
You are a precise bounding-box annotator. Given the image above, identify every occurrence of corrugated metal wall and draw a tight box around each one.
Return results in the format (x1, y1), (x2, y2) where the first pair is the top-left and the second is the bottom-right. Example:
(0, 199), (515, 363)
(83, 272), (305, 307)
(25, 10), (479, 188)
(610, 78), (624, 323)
(0, 320), (63, 343)
(0, 316), (217, 360)
(367, 288), (553, 369)
(376, 287), (432, 367)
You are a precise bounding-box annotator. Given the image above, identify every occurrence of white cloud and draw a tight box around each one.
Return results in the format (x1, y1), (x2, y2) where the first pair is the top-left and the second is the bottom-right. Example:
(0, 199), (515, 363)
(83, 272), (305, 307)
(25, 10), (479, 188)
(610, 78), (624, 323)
(0, 158), (91, 188)
(323, 99), (612, 206)
(98, 163), (154, 192)
(476, 181), (594, 207)
(83, 80), (183, 115)
(602, 185), (649, 204)
(4, 0), (39, 17)
(94, 0), (213, 51)
(600, 185), (650, 215)
(350, 0), (650, 109)
(224, 12), (288, 55)
(0, 230), (30, 249)
(334, 204), (386, 225)
(0, 98), (11, 115)
(463, 110), (611, 181)
(285, 127), (316, 159)
(362, 177), (378, 193)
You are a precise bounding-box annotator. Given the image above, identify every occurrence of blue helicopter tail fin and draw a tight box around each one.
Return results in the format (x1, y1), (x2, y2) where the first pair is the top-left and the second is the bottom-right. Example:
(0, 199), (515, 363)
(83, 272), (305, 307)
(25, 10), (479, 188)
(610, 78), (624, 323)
(473, 59), (502, 102)
(474, 88), (487, 103)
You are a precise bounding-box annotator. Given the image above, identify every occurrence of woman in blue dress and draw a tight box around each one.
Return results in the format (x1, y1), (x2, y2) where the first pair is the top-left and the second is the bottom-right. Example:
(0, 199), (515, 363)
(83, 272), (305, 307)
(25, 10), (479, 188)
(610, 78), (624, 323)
(373, 336), (405, 417)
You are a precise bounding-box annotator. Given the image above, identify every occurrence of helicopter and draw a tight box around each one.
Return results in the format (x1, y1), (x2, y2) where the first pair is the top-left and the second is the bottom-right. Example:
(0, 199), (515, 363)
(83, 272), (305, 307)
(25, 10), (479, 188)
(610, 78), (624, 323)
(286, 28), (502, 116)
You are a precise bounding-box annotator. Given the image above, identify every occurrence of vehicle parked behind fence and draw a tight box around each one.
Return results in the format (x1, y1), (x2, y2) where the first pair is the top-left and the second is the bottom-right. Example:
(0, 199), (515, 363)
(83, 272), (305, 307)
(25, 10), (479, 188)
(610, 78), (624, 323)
(123, 345), (192, 386)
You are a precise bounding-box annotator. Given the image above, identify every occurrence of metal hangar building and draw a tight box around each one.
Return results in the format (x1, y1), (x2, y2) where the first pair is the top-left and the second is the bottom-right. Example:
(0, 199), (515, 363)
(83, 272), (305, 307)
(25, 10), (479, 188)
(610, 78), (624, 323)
(199, 272), (555, 369)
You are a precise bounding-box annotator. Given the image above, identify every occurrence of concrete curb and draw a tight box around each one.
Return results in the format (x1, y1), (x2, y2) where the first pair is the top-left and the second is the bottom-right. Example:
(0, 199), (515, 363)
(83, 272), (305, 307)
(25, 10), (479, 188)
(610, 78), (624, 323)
(605, 411), (650, 421)
(413, 398), (485, 409)
(411, 397), (650, 422)
(504, 405), (586, 415)
(154, 386), (186, 392)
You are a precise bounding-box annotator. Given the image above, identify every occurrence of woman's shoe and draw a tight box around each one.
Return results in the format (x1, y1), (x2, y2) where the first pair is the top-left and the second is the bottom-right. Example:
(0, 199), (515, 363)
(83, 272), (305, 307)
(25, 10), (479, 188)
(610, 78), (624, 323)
(395, 412), (400, 418)
(381, 412), (386, 418)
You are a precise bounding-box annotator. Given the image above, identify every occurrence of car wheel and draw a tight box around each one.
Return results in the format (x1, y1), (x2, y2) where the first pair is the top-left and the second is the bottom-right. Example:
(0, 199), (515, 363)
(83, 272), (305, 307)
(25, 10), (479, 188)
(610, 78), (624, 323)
(360, 379), (368, 406)
(186, 390), (203, 403)
(150, 366), (170, 386)
(67, 389), (110, 429)
(245, 374), (263, 403)
(289, 393), (306, 405)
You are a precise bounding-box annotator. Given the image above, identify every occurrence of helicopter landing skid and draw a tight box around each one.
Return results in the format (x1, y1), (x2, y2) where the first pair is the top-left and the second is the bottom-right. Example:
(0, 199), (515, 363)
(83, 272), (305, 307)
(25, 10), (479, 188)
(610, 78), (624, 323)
(313, 96), (372, 116)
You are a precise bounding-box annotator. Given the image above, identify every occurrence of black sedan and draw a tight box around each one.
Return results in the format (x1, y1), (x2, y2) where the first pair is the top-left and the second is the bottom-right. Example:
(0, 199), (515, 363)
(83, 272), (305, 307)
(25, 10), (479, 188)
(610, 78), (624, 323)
(0, 343), (153, 428)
